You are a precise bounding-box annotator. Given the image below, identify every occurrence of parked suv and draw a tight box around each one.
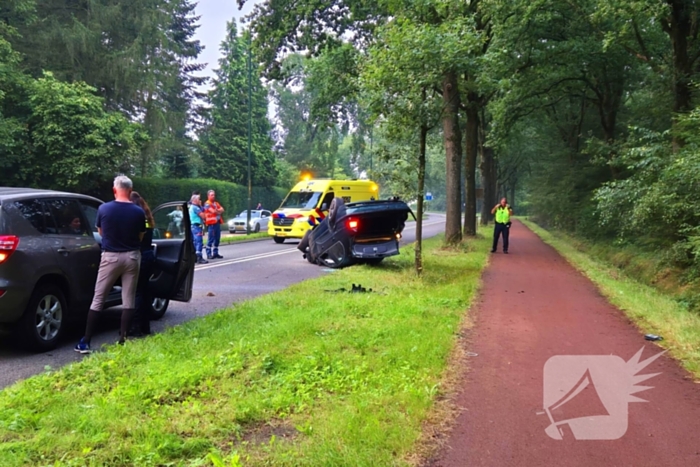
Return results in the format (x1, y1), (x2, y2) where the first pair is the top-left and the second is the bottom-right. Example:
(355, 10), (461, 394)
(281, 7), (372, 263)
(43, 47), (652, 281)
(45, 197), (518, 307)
(0, 188), (195, 352)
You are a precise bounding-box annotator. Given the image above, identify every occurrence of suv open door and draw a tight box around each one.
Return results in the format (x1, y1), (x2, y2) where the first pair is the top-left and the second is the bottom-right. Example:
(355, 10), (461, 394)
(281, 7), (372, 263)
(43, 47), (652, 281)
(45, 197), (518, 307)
(150, 202), (195, 304)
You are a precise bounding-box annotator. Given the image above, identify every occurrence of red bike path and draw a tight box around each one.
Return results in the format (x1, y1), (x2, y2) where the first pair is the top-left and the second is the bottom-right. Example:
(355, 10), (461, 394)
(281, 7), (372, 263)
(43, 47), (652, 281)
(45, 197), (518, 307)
(427, 220), (700, 467)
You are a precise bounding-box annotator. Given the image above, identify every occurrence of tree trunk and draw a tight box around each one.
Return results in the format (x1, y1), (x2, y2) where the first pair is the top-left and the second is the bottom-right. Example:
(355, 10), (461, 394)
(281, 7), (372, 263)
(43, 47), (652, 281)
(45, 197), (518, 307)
(480, 146), (496, 226)
(666, 0), (694, 150)
(416, 123), (427, 276)
(463, 96), (479, 236)
(442, 72), (462, 244)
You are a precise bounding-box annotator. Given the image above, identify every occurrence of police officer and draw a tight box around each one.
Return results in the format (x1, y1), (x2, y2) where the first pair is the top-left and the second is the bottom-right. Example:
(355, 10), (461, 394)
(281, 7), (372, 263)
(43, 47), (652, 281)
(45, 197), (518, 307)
(491, 197), (513, 254)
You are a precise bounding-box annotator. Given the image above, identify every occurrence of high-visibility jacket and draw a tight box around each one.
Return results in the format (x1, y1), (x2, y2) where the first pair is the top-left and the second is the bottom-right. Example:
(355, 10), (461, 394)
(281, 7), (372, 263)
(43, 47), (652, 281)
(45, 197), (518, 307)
(495, 205), (511, 224)
(204, 201), (223, 225)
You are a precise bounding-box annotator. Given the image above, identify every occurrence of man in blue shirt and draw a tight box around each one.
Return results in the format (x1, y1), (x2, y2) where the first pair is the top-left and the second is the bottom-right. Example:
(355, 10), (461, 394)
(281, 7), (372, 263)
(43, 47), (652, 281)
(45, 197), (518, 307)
(189, 194), (208, 264)
(75, 175), (146, 353)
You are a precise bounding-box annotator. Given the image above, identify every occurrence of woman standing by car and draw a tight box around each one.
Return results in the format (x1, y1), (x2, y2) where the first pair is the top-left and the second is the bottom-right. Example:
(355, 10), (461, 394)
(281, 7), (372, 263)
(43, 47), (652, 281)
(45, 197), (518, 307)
(129, 191), (155, 337)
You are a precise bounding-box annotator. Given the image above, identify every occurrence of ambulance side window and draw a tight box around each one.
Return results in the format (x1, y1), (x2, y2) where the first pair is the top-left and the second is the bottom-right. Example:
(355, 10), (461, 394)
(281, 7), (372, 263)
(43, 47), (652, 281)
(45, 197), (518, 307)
(320, 192), (335, 210)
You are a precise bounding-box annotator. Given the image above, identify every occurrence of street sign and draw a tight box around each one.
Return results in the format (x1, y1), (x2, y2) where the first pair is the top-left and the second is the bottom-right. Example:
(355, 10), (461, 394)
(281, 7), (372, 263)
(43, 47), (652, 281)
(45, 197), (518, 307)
(425, 192), (433, 201)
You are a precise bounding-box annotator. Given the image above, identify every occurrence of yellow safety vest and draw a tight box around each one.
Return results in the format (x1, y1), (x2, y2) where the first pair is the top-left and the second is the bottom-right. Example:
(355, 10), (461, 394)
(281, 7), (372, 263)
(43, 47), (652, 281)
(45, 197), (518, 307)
(495, 206), (511, 224)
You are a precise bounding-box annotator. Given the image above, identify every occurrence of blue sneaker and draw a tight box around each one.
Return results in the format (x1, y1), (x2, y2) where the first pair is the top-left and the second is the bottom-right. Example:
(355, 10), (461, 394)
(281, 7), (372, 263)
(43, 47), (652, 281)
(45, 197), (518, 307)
(74, 338), (91, 354)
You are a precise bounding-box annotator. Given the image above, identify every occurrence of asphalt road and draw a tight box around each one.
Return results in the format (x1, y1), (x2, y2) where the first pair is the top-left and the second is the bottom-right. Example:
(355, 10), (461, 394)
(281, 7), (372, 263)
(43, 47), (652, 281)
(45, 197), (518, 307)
(0, 214), (446, 389)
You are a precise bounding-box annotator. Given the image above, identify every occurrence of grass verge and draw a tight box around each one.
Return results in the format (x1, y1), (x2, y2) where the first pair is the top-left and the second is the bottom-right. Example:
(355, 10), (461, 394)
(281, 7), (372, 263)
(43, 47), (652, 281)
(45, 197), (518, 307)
(218, 232), (269, 244)
(521, 219), (700, 379)
(0, 234), (490, 467)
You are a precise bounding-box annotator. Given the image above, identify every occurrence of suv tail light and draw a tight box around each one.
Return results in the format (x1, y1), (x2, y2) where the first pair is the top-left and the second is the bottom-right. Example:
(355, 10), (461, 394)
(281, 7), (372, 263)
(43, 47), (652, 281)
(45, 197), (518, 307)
(0, 235), (19, 264)
(345, 218), (359, 233)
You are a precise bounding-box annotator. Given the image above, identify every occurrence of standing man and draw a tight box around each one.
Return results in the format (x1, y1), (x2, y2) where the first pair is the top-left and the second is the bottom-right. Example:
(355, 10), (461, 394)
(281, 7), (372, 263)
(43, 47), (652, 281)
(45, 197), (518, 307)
(75, 175), (146, 353)
(189, 194), (208, 264)
(491, 197), (513, 254)
(204, 190), (225, 259)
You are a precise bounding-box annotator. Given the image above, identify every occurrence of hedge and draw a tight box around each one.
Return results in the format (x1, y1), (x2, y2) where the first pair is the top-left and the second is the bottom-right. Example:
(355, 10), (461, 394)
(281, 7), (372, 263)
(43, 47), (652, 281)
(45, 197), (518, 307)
(90, 178), (288, 216)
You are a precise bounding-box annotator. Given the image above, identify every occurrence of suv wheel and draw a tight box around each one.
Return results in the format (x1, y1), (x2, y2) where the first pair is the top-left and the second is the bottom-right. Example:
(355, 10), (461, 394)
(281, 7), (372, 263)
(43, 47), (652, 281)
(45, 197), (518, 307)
(19, 284), (66, 352)
(149, 298), (169, 320)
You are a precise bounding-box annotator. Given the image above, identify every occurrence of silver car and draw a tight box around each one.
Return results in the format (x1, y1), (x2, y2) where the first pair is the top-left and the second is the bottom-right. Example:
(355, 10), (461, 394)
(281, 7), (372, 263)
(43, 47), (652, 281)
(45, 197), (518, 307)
(227, 210), (272, 233)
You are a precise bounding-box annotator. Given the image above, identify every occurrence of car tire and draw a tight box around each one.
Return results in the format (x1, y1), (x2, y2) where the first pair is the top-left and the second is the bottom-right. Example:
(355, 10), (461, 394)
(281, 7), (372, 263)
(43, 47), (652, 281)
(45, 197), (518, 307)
(18, 283), (66, 352)
(149, 298), (170, 320)
(254, 223), (260, 233)
(273, 236), (285, 244)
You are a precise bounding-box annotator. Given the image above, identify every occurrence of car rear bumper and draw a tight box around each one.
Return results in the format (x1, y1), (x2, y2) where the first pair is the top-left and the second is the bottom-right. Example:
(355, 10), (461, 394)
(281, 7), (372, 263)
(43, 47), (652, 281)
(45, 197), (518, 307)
(351, 239), (400, 258)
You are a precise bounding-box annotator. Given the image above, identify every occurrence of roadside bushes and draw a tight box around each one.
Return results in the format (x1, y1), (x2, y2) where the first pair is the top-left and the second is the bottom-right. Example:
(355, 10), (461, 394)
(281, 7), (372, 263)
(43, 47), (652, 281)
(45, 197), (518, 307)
(90, 178), (288, 215)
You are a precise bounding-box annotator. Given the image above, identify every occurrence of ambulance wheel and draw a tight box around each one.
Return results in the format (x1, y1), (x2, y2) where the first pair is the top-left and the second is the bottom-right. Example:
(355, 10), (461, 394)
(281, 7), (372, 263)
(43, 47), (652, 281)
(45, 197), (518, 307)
(273, 236), (285, 244)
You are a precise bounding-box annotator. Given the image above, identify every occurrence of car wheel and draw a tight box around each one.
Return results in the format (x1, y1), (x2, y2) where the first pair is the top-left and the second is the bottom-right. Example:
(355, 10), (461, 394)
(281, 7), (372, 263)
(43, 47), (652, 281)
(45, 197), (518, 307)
(254, 223), (261, 233)
(273, 236), (285, 244)
(149, 298), (170, 320)
(18, 284), (66, 352)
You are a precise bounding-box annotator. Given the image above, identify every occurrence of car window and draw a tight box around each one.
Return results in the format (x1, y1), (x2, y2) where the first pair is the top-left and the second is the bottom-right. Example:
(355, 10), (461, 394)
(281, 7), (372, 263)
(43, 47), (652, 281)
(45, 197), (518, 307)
(320, 192), (335, 210)
(262, 211), (271, 217)
(153, 205), (186, 239)
(78, 199), (101, 233)
(46, 199), (90, 236)
(13, 199), (51, 234)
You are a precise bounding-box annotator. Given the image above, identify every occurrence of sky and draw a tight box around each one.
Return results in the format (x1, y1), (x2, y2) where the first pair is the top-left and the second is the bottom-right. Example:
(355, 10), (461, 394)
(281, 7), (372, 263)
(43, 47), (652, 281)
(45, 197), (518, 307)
(193, 0), (258, 90)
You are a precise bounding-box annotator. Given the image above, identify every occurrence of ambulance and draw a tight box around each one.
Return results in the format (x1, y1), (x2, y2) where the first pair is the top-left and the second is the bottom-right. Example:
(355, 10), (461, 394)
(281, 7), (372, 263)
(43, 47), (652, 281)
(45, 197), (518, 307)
(268, 178), (379, 243)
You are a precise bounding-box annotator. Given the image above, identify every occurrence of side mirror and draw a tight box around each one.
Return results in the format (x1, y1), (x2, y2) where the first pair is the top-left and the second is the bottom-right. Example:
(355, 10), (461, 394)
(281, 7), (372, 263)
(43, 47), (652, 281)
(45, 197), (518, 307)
(321, 203), (328, 211)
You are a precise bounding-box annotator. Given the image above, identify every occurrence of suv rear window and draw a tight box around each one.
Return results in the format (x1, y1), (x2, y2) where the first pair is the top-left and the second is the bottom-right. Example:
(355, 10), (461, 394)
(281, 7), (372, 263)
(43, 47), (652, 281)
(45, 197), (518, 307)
(14, 199), (51, 234)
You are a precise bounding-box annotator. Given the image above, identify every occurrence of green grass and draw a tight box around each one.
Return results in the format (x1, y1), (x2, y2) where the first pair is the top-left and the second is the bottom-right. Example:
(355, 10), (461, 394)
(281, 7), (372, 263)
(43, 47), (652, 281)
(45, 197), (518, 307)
(0, 234), (490, 467)
(218, 232), (269, 244)
(522, 219), (700, 379)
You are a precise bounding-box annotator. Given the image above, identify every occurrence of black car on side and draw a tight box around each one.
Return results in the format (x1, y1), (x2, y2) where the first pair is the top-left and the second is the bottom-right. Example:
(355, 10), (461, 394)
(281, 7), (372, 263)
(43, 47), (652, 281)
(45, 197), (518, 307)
(298, 197), (415, 268)
(0, 188), (196, 351)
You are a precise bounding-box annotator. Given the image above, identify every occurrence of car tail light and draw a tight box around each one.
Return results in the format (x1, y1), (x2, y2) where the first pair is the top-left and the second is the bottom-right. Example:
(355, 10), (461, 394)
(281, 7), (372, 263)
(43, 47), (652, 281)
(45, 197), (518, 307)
(0, 290), (5, 298)
(345, 218), (359, 233)
(0, 235), (19, 264)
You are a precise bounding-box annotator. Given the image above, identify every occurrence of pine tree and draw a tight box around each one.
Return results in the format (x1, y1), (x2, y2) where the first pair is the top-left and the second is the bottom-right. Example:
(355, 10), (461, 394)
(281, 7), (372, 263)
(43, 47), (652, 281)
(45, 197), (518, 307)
(198, 20), (277, 187)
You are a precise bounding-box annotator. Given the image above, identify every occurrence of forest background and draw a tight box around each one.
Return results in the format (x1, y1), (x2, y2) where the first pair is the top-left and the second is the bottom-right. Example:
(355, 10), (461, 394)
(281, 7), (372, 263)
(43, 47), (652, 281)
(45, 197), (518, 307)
(1, 0), (699, 301)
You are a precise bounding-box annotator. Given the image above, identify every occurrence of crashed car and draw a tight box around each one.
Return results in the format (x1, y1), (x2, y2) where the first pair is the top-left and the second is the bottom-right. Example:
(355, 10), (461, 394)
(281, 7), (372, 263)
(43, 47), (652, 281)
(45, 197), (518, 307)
(298, 197), (415, 268)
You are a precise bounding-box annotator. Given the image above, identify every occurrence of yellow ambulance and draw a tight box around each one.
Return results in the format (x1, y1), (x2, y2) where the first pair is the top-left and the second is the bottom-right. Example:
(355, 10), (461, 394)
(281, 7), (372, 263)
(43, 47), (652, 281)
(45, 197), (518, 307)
(268, 178), (379, 243)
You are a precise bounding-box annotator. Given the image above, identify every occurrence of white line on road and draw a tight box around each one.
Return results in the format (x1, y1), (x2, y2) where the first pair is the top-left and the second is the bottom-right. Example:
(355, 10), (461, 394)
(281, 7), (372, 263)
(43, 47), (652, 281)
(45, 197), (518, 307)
(195, 248), (299, 271)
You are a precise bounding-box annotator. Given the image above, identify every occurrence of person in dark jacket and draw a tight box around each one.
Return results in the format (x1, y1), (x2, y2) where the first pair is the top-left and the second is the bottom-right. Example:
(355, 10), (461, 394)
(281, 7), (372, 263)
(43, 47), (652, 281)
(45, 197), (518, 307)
(129, 191), (156, 337)
(75, 175), (145, 353)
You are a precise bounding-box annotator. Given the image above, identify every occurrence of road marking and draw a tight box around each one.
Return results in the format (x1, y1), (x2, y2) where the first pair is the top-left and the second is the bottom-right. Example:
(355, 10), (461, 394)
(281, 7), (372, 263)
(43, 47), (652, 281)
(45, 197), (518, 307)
(196, 248), (299, 271)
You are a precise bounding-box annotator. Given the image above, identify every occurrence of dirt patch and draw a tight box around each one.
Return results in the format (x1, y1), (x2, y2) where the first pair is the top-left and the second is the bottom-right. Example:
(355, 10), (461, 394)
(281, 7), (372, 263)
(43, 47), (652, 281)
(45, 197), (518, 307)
(238, 421), (298, 446)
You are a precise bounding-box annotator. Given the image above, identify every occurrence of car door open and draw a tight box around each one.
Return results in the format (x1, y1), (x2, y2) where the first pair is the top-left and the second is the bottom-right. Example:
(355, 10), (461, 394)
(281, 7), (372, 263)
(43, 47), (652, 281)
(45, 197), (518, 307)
(150, 202), (195, 302)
